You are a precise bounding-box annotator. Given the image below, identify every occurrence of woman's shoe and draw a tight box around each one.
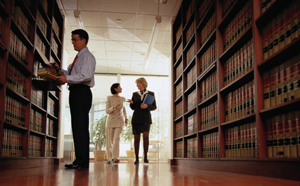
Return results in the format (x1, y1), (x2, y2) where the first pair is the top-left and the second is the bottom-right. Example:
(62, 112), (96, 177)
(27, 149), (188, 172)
(134, 160), (139, 164)
(113, 159), (119, 163)
(144, 159), (149, 163)
(107, 161), (111, 164)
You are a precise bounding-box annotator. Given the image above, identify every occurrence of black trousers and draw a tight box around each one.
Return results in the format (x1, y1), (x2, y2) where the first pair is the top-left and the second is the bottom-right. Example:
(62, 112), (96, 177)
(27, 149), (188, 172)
(69, 84), (92, 166)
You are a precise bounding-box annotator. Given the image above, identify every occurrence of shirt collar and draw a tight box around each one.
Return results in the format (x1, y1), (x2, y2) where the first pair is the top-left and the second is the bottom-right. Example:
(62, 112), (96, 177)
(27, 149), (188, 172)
(77, 47), (88, 57)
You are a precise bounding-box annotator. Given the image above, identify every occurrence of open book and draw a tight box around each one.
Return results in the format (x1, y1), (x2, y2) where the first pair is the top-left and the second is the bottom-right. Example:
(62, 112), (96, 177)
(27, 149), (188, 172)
(143, 93), (155, 105)
(37, 66), (63, 80)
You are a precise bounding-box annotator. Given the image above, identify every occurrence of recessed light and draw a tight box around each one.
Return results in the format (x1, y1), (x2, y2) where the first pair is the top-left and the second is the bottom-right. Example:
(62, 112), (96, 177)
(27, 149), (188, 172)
(116, 64), (123, 67)
(116, 19), (122, 23)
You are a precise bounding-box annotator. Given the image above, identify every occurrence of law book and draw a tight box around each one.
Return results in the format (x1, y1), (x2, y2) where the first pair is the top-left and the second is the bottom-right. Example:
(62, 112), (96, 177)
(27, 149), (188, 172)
(293, 54), (300, 99)
(263, 70), (270, 108)
(288, 111), (297, 158)
(281, 62), (288, 103)
(273, 16), (279, 54)
(276, 115), (284, 158)
(275, 65), (281, 105)
(268, 22), (273, 58)
(225, 128), (229, 157)
(143, 93), (155, 105)
(271, 116), (277, 158)
(269, 68), (276, 107)
(240, 124), (244, 158)
(282, 113), (290, 158)
(278, 12), (285, 50)
(266, 118), (273, 158)
(287, 57), (295, 101)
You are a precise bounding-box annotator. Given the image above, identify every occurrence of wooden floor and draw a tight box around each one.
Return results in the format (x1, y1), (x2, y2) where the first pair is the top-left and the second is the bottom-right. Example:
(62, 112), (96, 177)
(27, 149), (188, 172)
(0, 161), (300, 186)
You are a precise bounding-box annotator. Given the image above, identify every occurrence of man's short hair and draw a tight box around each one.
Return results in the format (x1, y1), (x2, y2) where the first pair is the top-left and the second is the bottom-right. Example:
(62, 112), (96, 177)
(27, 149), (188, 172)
(71, 29), (89, 44)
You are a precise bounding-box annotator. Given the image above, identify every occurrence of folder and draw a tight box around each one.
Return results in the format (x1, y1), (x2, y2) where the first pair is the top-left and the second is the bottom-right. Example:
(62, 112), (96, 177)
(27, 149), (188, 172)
(143, 93), (155, 105)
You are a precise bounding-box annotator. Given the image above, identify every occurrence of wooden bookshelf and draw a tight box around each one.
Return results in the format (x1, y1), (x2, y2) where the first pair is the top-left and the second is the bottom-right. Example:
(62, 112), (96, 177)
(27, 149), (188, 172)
(0, 0), (64, 168)
(171, 0), (300, 181)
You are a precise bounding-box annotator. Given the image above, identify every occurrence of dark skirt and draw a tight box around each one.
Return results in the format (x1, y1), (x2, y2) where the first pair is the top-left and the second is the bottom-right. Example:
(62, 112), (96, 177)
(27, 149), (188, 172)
(132, 123), (151, 135)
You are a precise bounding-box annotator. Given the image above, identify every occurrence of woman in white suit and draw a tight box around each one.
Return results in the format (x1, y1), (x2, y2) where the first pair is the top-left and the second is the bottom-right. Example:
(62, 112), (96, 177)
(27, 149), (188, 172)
(105, 83), (128, 164)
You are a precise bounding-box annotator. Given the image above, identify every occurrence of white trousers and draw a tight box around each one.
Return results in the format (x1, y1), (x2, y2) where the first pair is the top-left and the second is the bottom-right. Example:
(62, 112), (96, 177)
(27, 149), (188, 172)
(106, 127), (122, 161)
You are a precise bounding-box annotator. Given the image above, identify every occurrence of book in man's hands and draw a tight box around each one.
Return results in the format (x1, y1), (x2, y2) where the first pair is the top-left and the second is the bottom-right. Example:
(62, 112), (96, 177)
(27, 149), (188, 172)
(143, 93), (155, 105)
(37, 66), (63, 80)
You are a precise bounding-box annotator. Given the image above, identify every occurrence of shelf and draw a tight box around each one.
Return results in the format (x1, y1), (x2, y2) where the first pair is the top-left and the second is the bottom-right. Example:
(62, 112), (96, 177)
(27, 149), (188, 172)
(197, 0), (215, 31)
(260, 97), (300, 118)
(257, 37), (300, 72)
(258, 158), (300, 162)
(35, 47), (50, 65)
(4, 121), (28, 131)
(31, 102), (46, 113)
(198, 93), (217, 108)
(221, 113), (256, 127)
(52, 29), (62, 45)
(174, 116), (183, 122)
(8, 52), (31, 76)
(197, 30), (216, 55)
(184, 106), (197, 117)
(184, 132), (197, 138)
(49, 92), (58, 100)
(220, 158), (258, 161)
(47, 113), (58, 120)
(14, 0), (35, 23)
(183, 9), (195, 32)
(0, 42), (7, 53)
(174, 136), (183, 141)
(184, 33), (195, 52)
(46, 135), (57, 139)
(184, 57), (196, 73)
(0, 3), (8, 18)
(184, 81), (196, 95)
(219, 26), (252, 62)
(218, 0), (248, 30)
(199, 125), (218, 134)
(10, 20), (33, 49)
(220, 69), (254, 95)
(36, 24), (50, 46)
(30, 130), (45, 137)
(198, 61), (216, 82)
(173, 35), (182, 50)
(51, 48), (61, 63)
(174, 95), (183, 103)
(255, 0), (288, 28)
(174, 75), (182, 87)
(174, 55), (182, 67)
(32, 79), (61, 92)
(38, 1), (52, 25)
(6, 87), (30, 104)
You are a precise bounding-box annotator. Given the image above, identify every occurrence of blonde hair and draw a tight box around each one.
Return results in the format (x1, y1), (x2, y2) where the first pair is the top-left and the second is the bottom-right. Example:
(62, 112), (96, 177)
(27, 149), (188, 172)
(135, 77), (148, 88)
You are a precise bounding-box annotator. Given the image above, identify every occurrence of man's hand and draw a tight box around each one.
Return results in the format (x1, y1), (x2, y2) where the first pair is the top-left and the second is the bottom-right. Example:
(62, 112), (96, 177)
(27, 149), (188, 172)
(55, 75), (67, 84)
(126, 99), (133, 104)
(51, 62), (60, 70)
(141, 103), (148, 109)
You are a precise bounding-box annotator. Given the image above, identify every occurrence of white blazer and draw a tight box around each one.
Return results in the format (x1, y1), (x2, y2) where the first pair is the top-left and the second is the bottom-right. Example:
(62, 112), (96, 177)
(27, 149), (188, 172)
(105, 95), (127, 128)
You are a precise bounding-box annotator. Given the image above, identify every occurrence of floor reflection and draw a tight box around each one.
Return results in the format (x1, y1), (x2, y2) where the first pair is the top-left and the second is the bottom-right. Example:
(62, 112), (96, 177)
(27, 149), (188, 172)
(0, 162), (300, 186)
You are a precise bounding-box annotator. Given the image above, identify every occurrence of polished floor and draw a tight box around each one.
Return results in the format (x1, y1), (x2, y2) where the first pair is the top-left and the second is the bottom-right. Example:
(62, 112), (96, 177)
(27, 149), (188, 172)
(1, 161), (300, 186)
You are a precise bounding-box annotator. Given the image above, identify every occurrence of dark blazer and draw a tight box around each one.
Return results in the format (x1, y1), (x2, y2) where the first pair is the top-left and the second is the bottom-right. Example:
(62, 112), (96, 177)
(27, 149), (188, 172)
(130, 90), (157, 124)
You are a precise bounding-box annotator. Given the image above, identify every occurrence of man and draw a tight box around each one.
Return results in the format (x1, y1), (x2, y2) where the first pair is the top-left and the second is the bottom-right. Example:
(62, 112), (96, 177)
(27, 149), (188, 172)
(52, 29), (96, 169)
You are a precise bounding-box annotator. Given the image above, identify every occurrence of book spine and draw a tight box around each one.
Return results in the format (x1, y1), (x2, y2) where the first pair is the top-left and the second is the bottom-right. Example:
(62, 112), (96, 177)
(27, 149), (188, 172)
(288, 111), (297, 158)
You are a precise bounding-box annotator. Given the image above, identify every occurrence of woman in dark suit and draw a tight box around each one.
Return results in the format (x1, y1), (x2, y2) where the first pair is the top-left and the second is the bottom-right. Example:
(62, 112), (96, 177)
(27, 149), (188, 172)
(126, 77), (157, 164)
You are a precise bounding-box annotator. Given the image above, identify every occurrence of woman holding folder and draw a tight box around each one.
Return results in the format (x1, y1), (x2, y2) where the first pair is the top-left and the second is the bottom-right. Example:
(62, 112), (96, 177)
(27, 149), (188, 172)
(126, 77), (157, 164)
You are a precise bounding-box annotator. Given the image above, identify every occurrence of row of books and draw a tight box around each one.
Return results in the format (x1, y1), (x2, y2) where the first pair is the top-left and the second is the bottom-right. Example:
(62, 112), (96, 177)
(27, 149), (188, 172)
(175, 24), (182, 43)
(40, 0), (49, 15)
(187, 114), (197, 134)
(53, 17), (60, 38)
(12, 6), (30, 39)
(199, 41), (216, 74)
(45, 139), (54, 157)
(46, 118), (55, 136)
(187, 65), (196, 88)
(1, 128), (23, 157)
(187, 90), (197, 112)
(175, 81), (183, 99)
(203, 131), (219, 158)
(222, 0), (236, 17)
(175, 140), (183, 157)
(35, 34), (47, 56)
(223, 0), (252, 50)
(266, 110), (300, 158)
(199, 71), (217, 103)
(175, 62), (183, 80)
(185, 0), (194, 22)
(186, 21), (195, 43)
(224, 40), (253, 86)
(28, 135), (41, 157)
(201, 101), (218, 130)
(199, 11), (215, 47)
(51, 34), (59, 56)
(175, 121), (183, 138)
(225, 80), (255, 122)
(225, 122), (257, 158)
(48, 98), (56, 116)
(4, 95), (25, 126)
(186, 43), (195, 65)
(31, 86), (44, 108)
(261, 0), (276, 13)
(175, 101), (183, 119)
(187, 137), (197, 158)
(30, 109), (43, 133)
(175, 43), (182, 61)
(263, 54), (300, 109)
(37, 10), (47, 37)
(9, 30), (29, 65)
(198, 0), (214, 22)
(262, 0), (300, 61)
(6, 62), (27, 97)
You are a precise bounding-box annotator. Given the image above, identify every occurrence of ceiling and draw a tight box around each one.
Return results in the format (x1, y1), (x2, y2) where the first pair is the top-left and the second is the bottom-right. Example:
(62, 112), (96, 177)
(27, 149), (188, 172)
(56, 0), (182, 76)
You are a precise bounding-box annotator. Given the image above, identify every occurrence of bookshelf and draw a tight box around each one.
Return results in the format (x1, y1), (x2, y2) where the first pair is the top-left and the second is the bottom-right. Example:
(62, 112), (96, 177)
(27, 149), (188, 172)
(172, 0), (300, 181)
(0, 0), (64, 168)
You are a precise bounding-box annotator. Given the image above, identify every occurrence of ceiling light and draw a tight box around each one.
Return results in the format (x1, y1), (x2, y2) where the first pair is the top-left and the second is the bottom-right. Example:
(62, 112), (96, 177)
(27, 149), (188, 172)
(73, 9), (84, 29)
(144, 1), (162, 70)
(116, 64), (123, 67)
(116, 19), (122, 23)
(154, 0), (168, 4)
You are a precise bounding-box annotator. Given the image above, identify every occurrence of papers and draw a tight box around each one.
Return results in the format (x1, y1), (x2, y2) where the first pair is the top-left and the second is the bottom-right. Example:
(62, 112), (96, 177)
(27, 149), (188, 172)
(143, 93), (155, 105)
